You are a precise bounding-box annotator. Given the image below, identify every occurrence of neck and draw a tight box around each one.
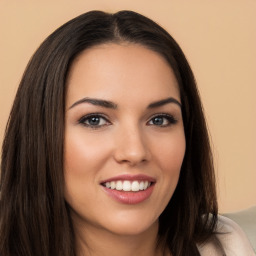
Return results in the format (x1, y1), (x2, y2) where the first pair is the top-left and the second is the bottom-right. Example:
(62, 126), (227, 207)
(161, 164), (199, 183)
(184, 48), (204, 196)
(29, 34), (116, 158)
(72, 215), (168, 256)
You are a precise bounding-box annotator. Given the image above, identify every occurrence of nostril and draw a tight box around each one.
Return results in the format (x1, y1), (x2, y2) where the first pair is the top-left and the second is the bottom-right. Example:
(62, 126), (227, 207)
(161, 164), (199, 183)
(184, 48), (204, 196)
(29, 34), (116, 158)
(113, 147), (150, 165)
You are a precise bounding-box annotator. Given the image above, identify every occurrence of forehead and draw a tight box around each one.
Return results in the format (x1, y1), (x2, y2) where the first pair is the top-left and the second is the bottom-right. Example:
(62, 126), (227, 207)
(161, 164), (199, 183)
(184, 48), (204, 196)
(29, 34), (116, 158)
(66, 43), (180, 107)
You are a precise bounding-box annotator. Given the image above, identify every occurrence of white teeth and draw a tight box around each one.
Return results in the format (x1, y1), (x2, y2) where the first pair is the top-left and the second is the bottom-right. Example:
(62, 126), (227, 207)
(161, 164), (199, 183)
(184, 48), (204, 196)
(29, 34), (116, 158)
(110, 181), (116, 189)
(103, 180), (151, 191)
(144, 181), (149, 190)
(131, 181), (140, 192)
(123, 181), (131, 191)
(116, 181), (122, 190)
(139, 181), (144, 190)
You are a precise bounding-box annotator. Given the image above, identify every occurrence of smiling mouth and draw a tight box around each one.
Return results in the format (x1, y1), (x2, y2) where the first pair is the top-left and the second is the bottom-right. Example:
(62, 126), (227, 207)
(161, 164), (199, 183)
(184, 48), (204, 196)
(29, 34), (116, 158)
(101, 180), (153, 192)
(101, 175), (156, 204)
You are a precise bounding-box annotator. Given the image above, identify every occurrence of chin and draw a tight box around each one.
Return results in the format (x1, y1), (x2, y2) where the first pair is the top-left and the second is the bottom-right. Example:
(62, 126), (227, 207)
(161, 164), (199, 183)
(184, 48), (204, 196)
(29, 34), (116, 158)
(100, 213), (159, 237)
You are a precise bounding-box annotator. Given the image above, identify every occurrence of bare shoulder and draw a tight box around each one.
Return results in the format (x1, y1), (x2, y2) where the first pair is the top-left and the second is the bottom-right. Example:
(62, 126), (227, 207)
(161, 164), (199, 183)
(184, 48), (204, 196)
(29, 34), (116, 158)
(198, 215), (255, 256)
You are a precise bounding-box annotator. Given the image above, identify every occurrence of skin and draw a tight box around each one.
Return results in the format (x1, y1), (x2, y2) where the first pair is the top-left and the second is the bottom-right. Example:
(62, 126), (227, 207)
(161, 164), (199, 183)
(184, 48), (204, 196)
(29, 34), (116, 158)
(64, 43), (186, 256)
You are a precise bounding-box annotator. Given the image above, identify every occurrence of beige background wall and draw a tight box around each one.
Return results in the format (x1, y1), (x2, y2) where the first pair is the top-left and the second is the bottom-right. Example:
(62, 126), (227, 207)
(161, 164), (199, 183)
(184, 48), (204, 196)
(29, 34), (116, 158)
(0, 0), (255, 213)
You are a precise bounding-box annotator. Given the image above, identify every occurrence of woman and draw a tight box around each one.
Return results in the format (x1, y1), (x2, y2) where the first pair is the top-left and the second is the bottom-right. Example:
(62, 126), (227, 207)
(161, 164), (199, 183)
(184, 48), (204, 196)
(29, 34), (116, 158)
(0, 10), (254, 256)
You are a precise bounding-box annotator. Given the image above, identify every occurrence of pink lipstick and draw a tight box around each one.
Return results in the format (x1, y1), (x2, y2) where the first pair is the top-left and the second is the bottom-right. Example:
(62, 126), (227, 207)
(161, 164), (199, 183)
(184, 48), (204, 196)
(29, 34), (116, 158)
(100, 174), (156, 204)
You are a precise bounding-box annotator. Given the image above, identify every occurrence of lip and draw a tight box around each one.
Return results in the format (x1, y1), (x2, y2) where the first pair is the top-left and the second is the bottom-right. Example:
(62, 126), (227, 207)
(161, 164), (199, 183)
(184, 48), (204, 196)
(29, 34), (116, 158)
(102, 184), (155, 204)
(100, 174), (156, 204)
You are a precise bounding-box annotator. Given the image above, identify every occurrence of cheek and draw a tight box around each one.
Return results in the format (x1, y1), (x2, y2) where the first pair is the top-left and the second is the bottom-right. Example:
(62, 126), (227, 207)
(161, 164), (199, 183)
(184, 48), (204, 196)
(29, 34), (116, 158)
(64, 130), (111, 176)
(63, 130), (113, 206)
(162, 143), (185, 174)
(154, 130), (186, 173)
(144, 131), (185, 218)
(63, 130), (112, 210)
(152, 130), (186, 197)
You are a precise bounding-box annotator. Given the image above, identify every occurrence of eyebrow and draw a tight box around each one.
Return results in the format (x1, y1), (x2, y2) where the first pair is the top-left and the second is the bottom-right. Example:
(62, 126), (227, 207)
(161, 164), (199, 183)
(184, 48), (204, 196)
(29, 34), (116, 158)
(68, 97), (181, 110)
(147, 97), (182, 108)
(69, 97), (117, 109)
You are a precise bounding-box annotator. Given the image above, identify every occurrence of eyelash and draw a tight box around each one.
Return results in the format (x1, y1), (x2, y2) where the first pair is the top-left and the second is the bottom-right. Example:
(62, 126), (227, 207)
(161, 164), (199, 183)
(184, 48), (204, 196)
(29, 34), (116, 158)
(78, 113), (110, 129)
(78, 113), (177, 129)
(147, 113), (177, 127)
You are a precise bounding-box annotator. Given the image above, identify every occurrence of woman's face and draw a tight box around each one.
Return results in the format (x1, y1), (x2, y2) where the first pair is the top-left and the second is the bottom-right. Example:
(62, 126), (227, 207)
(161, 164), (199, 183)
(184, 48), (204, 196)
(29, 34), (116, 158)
(64, 43), (186, 236)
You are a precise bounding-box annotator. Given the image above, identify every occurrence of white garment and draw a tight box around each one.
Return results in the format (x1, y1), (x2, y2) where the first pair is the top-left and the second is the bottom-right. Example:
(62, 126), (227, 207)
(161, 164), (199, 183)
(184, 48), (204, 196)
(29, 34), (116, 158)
(198, 215), (255, 255)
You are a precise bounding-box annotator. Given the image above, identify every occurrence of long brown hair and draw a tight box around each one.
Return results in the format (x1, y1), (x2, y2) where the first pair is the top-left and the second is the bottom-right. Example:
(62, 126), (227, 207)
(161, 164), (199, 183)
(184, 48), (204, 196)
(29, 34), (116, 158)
(0, 10), (218, 256)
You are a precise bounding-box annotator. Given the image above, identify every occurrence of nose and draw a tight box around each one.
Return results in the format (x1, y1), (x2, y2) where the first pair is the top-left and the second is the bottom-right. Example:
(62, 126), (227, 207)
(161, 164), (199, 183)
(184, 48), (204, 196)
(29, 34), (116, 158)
(113, 125), (151, 166)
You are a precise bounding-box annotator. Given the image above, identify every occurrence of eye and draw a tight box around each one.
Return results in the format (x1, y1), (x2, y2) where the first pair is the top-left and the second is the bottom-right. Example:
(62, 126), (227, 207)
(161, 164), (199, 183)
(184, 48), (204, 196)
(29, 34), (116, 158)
(78, 114), (110, 128)
(147, 114), (177, 127)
